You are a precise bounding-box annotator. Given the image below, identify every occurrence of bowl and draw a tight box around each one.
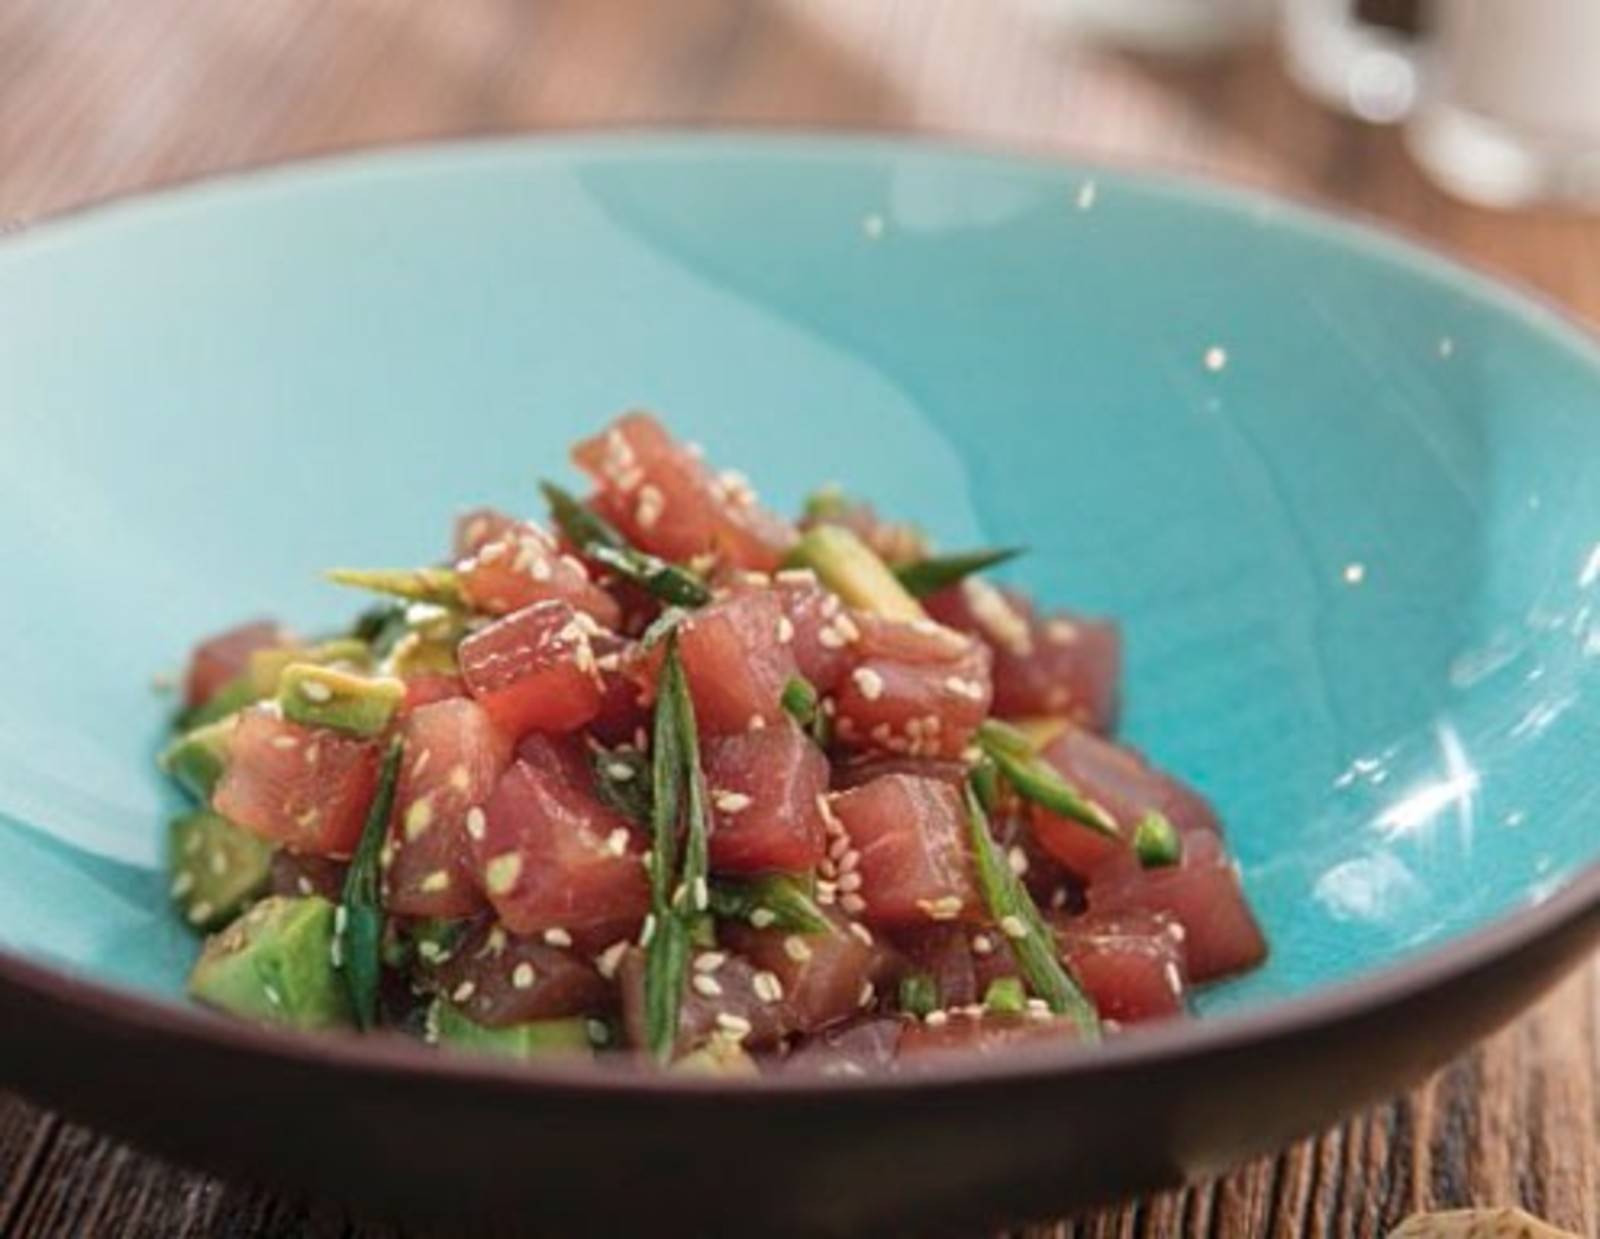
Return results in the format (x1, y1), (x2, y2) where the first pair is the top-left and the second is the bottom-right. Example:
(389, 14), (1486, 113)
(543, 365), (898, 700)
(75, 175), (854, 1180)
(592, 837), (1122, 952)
(3, 133), (1600, 1236)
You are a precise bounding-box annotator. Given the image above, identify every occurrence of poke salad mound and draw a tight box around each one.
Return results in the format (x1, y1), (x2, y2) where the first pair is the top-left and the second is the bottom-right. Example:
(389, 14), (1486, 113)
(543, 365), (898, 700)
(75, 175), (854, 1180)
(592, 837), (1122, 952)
(159, 412), (1266, 1075)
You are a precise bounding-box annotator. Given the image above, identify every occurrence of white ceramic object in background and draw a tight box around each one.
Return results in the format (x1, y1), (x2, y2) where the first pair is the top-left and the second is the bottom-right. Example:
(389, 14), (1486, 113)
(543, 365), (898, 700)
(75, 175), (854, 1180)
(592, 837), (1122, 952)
(1406, 0), (1600, 210)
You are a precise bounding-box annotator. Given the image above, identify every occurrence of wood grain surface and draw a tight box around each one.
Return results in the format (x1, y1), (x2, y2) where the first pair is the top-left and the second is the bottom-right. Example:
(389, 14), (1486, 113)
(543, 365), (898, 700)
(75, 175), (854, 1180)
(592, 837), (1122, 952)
(3, 1), (1599, 1235)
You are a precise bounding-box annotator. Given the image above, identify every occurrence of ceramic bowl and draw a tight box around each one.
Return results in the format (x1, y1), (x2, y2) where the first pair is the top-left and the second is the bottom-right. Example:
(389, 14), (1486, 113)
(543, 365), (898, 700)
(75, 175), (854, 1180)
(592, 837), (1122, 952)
(4, 134), (1600, 1235)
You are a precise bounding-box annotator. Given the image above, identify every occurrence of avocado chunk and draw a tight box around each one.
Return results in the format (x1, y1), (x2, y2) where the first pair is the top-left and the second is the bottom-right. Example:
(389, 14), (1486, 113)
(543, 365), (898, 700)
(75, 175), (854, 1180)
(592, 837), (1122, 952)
(387, 629), (460, 679)
(187, 895), (354, 1029)
(672, 1034), (760, 1077)
(787, 526), (926, 622)
(248, 637), (372, 698)
(426, 1000), (593, 1060)
(176, 673), (258, 732)
(276, 662), (405, 737)
(158, 714), (239, 802)
(168, 810), (275, 930)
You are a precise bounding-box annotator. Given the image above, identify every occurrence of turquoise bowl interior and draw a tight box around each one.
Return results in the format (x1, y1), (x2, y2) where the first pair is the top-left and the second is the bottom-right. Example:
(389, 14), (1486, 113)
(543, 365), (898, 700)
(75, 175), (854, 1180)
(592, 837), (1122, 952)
(3, 133), (1600, 1029)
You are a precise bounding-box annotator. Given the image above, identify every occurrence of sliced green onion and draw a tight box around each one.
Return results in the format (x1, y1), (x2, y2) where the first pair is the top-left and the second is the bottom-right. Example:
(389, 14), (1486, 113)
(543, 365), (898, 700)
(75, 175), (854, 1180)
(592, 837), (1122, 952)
(780, 676), (819, 726)
(642, 636), (712, 1063)
(708, 874), (832, 934)
(898, 973), (940, 1018)
(540, 481), (711, 607)
(1133, 811), (1181, 868)
(893, 547), (1024, 598)
(983, 976), (1027, 1015)
(978, 720), (1119, 840)
(964, 779), (1099, 1038)
(325, 567), (464, 608)
(338, 736), (403, 1031)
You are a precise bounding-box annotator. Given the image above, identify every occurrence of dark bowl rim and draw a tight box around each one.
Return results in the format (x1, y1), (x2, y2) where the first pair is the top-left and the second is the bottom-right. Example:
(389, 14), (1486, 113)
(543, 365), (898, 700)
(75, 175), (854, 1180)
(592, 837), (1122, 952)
(4, 125), (1600, 1103)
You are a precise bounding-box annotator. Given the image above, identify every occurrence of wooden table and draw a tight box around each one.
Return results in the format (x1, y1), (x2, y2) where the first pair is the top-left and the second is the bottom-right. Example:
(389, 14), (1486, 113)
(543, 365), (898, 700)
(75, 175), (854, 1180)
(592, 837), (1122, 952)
(3, 2), (1598, 1235)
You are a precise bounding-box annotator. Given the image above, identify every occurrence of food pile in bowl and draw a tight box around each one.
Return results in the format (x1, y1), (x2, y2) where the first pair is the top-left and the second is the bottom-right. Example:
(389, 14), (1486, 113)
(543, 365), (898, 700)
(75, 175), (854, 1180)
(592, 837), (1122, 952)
(159, 413), (1265, 1074)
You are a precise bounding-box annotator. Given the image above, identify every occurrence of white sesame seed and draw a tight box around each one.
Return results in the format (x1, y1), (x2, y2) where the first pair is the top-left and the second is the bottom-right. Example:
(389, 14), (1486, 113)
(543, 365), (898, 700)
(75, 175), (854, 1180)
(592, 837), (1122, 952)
(783, 935), (813, 963)
(639, 913), (657, 947)
(295, 875), (313, 897)
(543, 927), (573, 948)
(605, 761), (635, 781)
(485, 853), (522, 894)
(1000, 915), (1029, 939)
(334, 906), (348, 934)
(1007, 846), (1029, 877)
(817, 627), (845, 650)
(596, 940), (630, 978)
(464, 806), (487, 841)
(747, 714), (767, 731)
(840, 893), (867, 915)
(452, 981), (476, 1003)
(404, 797), (434, 840)
(837, 849), (860, 875)
(635, 484), (665, 529)
(693, 952), (727, 973)
(298, 678), (334, 704)
(271, 735), (300, 750)
(420, 870), (451, 893)
(917, 895), (964, 921)
(971, 933), (995, 956)
(1166, 922), (1188, 943)
(924, 1010), (949, 1027)
(850, 667), (885, 700)
(776, 568), (818, 585)
(417, 940), (444, 964)
(776, 616), (795, 644)
(836, 871), (863, 893)
(749, 907), (777, 929)
(847, 922), (874, 947)
(713, 790), (753, 815)
(693, 877), (709, 911)
(692, 973), (724, 998)
(1165, 961), (1184, 994)
(512, 963), (537, 990)
(715, 1012), (753, 1039)
(752, 971), (784, 1003)
(264, 985), (283, 1007)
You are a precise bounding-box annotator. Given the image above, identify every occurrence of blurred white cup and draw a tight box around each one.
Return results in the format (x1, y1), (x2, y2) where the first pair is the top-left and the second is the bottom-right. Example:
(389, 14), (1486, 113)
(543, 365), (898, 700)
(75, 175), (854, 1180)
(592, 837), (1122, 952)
(1284, 0), (1600, 208)
(1406, 0), (1600, 209)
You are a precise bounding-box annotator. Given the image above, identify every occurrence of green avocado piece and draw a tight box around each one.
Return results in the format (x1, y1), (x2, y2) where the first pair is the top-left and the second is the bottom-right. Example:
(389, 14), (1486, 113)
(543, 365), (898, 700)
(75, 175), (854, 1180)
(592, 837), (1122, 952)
(158, 714), (239, 802)
(176, 673), (258, 732)
(168, 810), (275, 930)
(386, 629), (459, 679)
(248, 637), (372, 698)
(786, 525), (926, 622)
(426, 1000), (593, 1060)
(276, 662), (405, 737)
(672, 1035), (760, 1077)
(187, 896), (354, 1029)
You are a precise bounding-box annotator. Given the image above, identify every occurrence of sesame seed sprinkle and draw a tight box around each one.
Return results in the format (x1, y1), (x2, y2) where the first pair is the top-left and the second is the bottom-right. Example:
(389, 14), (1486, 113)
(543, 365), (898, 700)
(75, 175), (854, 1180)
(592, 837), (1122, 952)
(783, 935), (813, 963)
(847, 922), (874, 946)
(1000, 915), (1029, 939)
(693, 952), (727, 973)
(512, 963), (536, 990)
(543, 927), (573, 948)
(749, 907), (777, 929)
(715, 1012), (753, 1039)
(465, 806), (487, 841)
(924, 1010), (949, 1027)
(596, 940), (630, 978)
(752, 971), (784, 1003)
(851, 667), (885, 700)
(452, 981), (476, 1003)
(691, 973), (724, 998)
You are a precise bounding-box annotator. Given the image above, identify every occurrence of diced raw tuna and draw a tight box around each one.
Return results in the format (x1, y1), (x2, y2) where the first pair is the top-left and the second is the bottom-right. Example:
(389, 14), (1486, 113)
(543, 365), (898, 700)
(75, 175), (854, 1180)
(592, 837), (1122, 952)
(572, 412), (796, 572)
(213, 706), (381, 857)
(830, 775), (982, 927)
(926, 580), (1120, 732)
(457, 520), (621, 628)
(618, 946), (794, 1053)
(458, 600), (604, 737)
(474, 758), (650, 937)
(427, 922), (614, 1027)
(703, 717), (828, 874)
(833, 614), (992, 760)
(1053, 910), (1188, 1024)
(1089, 857), (1266, 984)
(386, 698), (512, 919)
(184, 619), (287, 709)
(722, 910), (890, 1034)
